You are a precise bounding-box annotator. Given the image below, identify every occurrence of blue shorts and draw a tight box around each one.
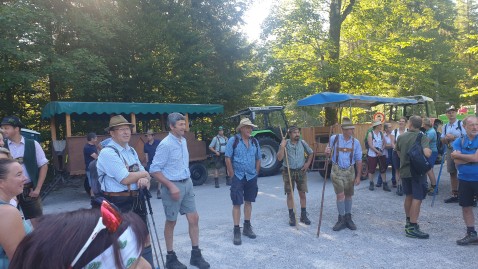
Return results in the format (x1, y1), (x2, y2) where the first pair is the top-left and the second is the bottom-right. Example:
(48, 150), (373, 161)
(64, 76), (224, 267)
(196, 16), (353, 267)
(402, 175), (427, 200)
(427, 152), (438, 168)
(230, 176), (258, 205)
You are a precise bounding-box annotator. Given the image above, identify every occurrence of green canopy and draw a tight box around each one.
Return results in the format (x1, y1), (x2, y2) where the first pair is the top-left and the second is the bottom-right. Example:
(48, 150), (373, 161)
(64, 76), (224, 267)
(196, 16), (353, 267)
(41, 101), (224, 119)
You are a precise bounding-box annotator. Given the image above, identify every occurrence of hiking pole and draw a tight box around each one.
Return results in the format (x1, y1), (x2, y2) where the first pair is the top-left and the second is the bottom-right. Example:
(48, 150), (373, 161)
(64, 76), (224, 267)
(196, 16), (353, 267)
(317, 124), (335, 237)
(431, 145), (446, 207)
(139, 188), (165, 269)
(279, 126), (298, 230)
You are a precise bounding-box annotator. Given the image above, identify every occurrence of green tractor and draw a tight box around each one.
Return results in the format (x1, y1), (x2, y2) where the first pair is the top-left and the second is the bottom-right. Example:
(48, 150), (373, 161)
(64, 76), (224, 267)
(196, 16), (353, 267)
(230, 106), (289, 177)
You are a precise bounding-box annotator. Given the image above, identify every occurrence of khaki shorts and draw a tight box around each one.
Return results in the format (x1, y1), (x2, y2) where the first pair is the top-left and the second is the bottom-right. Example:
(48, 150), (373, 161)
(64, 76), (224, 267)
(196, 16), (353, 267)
(161, 178), (197, 221)
(331, 164), (355, 196)
(446, 148), (457, 174)
(282, 169), (308, 194)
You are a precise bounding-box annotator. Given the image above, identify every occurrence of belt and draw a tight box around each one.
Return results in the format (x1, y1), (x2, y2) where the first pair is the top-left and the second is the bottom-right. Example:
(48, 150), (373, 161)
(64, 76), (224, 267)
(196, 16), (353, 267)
(23, 183), (33, 189)
(15, 157), (24, 164)
(285, 167), (302, 171)
(171, 178), (189, 183)
(337, 148), (353, 152)
(103, 190), (139, 197)
(333, 163), (353, 170)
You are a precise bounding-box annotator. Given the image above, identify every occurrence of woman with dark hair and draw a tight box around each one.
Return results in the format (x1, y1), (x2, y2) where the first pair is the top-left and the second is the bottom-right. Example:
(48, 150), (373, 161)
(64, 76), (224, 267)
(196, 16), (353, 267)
(0, 158), (29, 269)
(9, 200), (151, 269)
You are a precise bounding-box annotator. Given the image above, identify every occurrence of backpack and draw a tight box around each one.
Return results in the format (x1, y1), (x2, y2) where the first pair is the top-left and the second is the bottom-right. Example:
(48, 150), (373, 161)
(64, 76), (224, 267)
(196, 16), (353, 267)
(364, 129), (384, 150)
(407, 133), (431, 176)
(89, 145), (135, 196)
(435, 129), (445, 155)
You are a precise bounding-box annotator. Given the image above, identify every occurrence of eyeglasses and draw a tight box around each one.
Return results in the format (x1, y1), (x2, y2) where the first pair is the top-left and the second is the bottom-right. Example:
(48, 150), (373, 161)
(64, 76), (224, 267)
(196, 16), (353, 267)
(70, 200), (123, 268)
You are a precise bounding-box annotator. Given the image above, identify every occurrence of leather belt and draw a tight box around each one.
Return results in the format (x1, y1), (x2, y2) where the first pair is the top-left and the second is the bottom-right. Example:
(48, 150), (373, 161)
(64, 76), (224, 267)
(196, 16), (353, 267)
(103, 190), (139, 197)
(171, 178), (189, 183)
(337, 148), (353, 152)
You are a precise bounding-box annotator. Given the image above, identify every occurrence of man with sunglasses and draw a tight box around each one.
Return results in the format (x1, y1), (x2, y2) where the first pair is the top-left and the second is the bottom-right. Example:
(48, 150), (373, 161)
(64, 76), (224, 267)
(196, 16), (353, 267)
(96, 115), (154, 267)
(150, 112), (210, 269)
(451, 116), (478, 245)
(441, 106), (467, 203)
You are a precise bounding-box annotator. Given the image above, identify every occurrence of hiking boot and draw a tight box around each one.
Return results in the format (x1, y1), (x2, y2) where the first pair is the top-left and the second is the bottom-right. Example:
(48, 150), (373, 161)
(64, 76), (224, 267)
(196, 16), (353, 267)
(369, 181), (375, 191)
(243, 222), (257, 239)
(214, 178), (219, 188)
(456, 232), (478, 246)
(396, 185), (403, 196)
(166, 251), (187, 269)
(289, 212), (296, 226)
(332, 215), (347, 231)
(233, 226), (241, 245)
(344, 213), (357, 230)
(383, 182), (391, 192)
(157, 189), (162, 199)
(190, 249), (210, 269)
(405, 225), (429, 239)
(226, 177), (231, 186)
(444, 195), (459, 203)
(300, 211), (311, 225)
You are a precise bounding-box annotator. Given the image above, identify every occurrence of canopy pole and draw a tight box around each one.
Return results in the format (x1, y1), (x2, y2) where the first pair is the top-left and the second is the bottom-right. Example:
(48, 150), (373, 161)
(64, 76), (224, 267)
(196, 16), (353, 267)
(50, 118), (57, 141)
(130, 113), (137, 134)
(185, 113), (190, 132)
(65, 114), (71, 137)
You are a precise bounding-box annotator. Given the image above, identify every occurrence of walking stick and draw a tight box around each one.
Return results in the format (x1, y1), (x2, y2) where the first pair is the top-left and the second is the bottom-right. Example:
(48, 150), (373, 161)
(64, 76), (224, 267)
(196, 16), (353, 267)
(431, 145), (446, 207)
(279, 126), (298, 229)
(139, 188), (165, 269)
(317, 124), (335, 237)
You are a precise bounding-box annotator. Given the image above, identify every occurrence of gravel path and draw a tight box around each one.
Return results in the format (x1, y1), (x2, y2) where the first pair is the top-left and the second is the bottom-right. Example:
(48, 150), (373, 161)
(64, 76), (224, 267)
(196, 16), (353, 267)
(43, 165), (477, 269)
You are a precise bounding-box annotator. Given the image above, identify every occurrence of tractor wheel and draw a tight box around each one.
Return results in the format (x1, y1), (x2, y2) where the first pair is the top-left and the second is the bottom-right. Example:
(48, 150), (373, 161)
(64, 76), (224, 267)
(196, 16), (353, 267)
(190, 162), (208, 186)
(257, 136), (281, 177)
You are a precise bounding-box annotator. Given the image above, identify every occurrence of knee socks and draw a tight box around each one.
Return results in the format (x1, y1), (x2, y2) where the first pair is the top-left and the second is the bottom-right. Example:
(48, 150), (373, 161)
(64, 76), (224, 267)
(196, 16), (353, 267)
(142, 245), (154, 266)
(337, 200), (345, 216)
(344, 199), (352, 214)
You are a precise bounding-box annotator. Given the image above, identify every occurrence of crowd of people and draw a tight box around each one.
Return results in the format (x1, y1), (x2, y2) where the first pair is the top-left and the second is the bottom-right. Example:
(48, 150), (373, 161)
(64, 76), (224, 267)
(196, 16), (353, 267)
(1, 105), (478, 269)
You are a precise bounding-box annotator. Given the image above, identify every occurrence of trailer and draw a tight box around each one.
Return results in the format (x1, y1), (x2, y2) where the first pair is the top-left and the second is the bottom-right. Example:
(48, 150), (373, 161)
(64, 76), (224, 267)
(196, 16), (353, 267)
(41, 101), (223, 186)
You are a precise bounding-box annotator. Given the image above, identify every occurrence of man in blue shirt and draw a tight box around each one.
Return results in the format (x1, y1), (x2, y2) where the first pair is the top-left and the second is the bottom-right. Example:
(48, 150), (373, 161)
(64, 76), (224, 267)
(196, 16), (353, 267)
(451, 116), (478, 245)
(225, 118), (261, 246)
(83, 132), (98, 197)
(150, 113), (210, 269)
(96, 115), (153, 266)
(325, 118), (362, 231)
(143, 129), (161, 199)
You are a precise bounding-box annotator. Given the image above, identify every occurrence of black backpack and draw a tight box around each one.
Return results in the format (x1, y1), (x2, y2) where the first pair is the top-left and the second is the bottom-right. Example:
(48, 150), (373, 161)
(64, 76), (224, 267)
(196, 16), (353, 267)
(435, 129), (445, 155)
(231, 134), (260, 161)
(407, 133), (431, 176)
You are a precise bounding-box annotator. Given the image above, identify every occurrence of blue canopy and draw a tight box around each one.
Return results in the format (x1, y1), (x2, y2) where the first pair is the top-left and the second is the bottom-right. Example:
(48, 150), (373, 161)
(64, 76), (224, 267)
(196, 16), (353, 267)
(297, 92), (417, 108)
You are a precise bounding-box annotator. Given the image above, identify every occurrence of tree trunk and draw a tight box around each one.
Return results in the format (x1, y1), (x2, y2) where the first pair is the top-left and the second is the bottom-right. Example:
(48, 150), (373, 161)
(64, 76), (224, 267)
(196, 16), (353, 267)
(325, 0), (356, 126)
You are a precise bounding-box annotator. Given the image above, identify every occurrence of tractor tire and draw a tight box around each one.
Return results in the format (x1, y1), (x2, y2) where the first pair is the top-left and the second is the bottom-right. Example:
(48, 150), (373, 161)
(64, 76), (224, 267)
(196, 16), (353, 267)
(257, 137), (281, 177)
(190, 162), (208, 186)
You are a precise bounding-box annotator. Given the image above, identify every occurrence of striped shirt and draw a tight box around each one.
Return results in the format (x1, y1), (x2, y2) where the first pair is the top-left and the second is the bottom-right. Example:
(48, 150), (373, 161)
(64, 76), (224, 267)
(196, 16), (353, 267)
(225, 135), (261, 181)
(7, 137), (48, 184)
(149, 133), (190, 181)
(97, 140), (144, 192)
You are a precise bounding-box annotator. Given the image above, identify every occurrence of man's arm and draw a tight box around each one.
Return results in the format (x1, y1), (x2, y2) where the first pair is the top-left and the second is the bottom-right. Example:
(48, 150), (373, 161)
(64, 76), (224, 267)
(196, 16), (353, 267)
(31, 164), (48, 198)
(277, 139), (286, 161)
(225, 157), (234, 179)
(256, 159), (261, 175)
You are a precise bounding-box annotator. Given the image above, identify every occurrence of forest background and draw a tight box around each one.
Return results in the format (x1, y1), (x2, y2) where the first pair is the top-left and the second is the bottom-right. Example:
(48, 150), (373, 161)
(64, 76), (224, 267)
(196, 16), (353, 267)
(2, 0), (478, 140)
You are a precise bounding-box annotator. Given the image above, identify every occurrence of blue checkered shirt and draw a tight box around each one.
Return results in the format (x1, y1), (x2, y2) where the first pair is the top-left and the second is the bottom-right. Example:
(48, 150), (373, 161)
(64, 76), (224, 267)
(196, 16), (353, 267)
(225, 135), (261, 181)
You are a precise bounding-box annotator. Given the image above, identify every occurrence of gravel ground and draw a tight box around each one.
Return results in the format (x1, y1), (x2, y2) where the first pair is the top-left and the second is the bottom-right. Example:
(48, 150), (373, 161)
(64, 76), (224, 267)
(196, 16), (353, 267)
(43, 165), (477, 269)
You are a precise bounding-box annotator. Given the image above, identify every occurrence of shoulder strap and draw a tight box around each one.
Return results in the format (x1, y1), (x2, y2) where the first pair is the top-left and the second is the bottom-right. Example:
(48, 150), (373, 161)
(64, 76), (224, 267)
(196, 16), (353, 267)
(333, 135), (340, 163)
(104, 145), (126, 165)
(444, 123), (448, 135)
(458, 120), (463, 132)
(394, 129), (398, 138)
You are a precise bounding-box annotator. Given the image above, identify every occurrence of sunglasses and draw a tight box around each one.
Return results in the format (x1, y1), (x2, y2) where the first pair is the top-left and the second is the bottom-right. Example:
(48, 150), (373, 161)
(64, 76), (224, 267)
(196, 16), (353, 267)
(70, 200), (123, 268)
